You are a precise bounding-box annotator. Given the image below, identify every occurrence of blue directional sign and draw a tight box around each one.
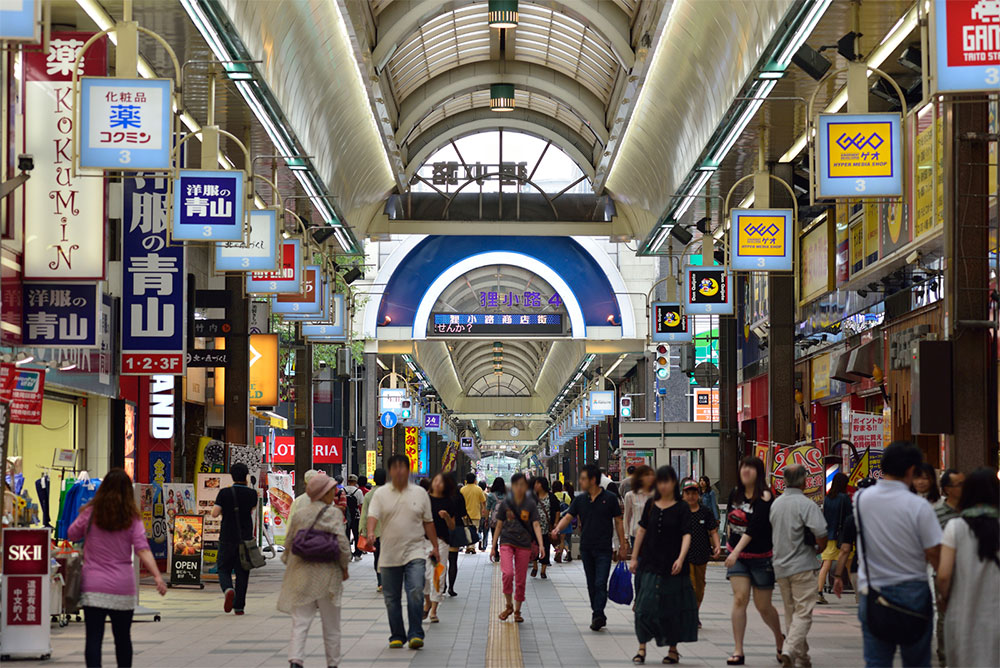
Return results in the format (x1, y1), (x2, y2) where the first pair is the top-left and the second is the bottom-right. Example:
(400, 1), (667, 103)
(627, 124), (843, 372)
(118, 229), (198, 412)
(423, 413), (442, 431)
(172, 169), (245, 241)
(0, 0), (41, 41)
(380, 411), (398, 429)
(215, 209), (279, 272)
(79, 77), (173, 169)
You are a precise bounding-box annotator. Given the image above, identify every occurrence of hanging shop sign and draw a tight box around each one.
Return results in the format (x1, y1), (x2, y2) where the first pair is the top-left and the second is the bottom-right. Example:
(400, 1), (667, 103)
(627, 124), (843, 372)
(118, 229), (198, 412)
(79, 77), (172, 170)
(730, 208), (794, 271)
(589, 390), (615, 417)
(246, 239), (302, 294)
(300, 294), (346, 339)
(171, 169), (245, 240)
(23, 32), (107, 281)
(430, 312), (562, 336)
(248, 333), (278, 407)
(256, 436), (343, 465)
(684, 267), (733, 315)
(215, 209), (279, 272)
(0, 365), (45, 424)
(122, 176), (185, 375)
(651, 302), (691, 343)
(21, 282), (100, 348)
(274, 269), (323, 316)
(380, 388), (408, 415)
(0, 0), (41, 41)
(367, 450), (377, 478)
(1, 528), (51, 658)
(404, 427), (420, 473)
(169, 515), (203, 587)
(817, 113), (903, 197)
(423, 413), (442, 431)
(771, 445), (825, 501)
(418, 431), (429, 476)
(799, 218), (834, 305)
(693, 388), (719, 422)
(932, 0), (1000, 93)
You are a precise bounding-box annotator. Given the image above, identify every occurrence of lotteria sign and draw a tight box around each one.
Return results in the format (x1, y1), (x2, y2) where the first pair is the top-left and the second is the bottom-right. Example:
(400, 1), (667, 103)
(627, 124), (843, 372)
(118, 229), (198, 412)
(256, 436), (343, 464)
(933, 0), (1000, 93)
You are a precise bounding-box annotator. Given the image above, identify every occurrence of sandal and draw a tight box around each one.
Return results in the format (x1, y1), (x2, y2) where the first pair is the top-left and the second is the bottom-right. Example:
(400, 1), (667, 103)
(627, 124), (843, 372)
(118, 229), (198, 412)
(776, 633), (786, 664)
(663, 649), (680, 664)
(514, 612), (524, 623)
(632, 649), (646, 664)
(429, 615), (439, 623)
(727, 655), (745, 666)
(530, 565), (538, 578)
(498, 605), (514, 621)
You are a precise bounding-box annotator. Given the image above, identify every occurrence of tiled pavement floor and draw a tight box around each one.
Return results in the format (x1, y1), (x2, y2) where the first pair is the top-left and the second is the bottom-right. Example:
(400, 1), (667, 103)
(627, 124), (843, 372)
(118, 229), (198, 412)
(18, 551), (864, 667)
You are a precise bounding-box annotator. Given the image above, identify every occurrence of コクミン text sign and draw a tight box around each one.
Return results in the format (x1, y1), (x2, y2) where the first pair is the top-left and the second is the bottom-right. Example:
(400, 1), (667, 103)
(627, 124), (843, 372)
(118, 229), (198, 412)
(79, 78), (172, 169)
(932, 0), (1000, 93)
(817, 113), (903, 197)
(171, 170), (245, 241)
(731, 208), (794, 271)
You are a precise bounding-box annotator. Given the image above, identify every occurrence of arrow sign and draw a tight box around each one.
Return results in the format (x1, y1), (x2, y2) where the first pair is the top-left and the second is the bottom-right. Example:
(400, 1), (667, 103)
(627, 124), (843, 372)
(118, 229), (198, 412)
(249, 342), (263, 368)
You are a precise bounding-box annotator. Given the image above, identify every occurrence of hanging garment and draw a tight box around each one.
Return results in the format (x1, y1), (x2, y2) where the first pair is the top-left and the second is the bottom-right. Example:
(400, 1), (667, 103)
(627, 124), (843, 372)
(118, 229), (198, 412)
(57, 478), (100, 540)
(36, 475), (51, 527)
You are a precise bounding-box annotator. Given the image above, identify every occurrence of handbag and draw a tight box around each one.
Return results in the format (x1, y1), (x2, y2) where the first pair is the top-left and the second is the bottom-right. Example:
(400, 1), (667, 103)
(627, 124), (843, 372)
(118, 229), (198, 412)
(856, 492), (931, 645)
(356, 534), (376, 553)
(449, 517), (480, 548)
(231, 489), (267, 571)
(608, 560), (634, 605)
(64, 513), (93, 613)
(291, 505), (340, 562)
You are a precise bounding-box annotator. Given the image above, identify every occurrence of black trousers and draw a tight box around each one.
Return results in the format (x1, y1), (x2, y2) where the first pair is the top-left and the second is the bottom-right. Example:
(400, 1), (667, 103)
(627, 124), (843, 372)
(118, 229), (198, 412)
(348, 517), (361, 555)
(217, 541), (250, 611)
(84, 606), (134, 667)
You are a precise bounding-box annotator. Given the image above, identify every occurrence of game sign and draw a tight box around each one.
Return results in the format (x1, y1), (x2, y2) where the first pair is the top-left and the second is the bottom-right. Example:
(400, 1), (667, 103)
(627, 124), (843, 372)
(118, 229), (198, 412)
(932, 0), (1000, 93)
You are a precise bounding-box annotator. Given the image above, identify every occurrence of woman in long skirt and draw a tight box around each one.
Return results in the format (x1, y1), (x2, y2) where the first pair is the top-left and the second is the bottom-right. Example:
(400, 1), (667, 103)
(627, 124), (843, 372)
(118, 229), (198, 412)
(628, 465), (698, 664)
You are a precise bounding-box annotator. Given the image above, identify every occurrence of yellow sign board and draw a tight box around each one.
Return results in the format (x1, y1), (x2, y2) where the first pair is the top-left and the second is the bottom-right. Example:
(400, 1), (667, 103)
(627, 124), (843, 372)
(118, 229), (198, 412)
(849, 221), (864, 275)
(811, 353), (831, 400)
(366, 450), (376, 478)
(738, 215), (785, 256)
(248, 334), (279, 407)
(799, 219), (833, 304)
(827, 120), (894, 178)
(404, 427), (419, 473)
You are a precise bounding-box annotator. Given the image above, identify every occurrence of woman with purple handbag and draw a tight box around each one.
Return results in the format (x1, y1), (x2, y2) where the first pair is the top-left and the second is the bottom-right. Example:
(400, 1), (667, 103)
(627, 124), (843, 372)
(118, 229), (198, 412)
(277, 472), (351, 668)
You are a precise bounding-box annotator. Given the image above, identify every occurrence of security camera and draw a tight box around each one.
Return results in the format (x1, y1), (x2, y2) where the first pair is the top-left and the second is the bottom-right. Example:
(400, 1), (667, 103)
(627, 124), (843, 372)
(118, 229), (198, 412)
(17, 154), (33, 172)
(906, 250), (921, 266)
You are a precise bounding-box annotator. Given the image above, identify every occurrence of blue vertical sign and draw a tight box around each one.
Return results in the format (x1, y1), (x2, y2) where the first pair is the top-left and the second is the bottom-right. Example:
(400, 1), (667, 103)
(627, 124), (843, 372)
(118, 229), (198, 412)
(122, 176), (185, 374)
(22, 283), (100, 347)
(171, 169), (245, 241)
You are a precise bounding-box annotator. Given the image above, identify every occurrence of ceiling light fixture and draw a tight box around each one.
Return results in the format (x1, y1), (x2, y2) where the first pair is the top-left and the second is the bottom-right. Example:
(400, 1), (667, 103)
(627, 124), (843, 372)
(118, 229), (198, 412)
(487, 0), (518, 28)
(490, 84), (516, 112)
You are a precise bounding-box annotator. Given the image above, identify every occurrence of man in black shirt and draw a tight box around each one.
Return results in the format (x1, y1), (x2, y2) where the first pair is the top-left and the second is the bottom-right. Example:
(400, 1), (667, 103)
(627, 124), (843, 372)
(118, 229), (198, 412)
(551, 464), (627, 630)
(211, 463), (258, 615)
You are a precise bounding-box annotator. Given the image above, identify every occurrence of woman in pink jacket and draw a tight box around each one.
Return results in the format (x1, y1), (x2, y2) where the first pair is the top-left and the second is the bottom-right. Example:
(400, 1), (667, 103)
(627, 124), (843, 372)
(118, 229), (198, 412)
(69, 469), (167, 667)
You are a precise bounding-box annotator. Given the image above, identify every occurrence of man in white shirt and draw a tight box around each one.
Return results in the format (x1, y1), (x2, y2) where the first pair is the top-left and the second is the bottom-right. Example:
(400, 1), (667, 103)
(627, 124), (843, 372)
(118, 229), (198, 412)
(854, 442), (942, 667)
(366, 455), (440, 650)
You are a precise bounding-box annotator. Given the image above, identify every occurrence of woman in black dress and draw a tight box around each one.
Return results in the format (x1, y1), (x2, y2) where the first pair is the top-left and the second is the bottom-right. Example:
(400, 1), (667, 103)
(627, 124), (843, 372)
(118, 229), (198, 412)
(425, 473), (466, 622)
(628, 465), (697, 664)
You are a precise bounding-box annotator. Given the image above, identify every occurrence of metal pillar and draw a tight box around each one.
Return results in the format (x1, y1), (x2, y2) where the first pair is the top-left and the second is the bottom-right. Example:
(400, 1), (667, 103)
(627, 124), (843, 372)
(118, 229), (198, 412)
(364, 353), (378, 468)
(293, 341), (313, 494)
(223, 275), (250, 449)
(718, 314), (740, 495)
(767, 162), (796, 448)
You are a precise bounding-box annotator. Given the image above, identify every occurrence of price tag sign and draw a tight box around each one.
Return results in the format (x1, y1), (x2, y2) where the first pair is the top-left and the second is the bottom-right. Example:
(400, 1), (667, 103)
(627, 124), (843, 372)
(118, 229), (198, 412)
(731, 208), (794, 271)
(171, 169), (245, 241)
(215, 209), (279, 272)
(932, 0), (1000, 93)
(817, 113), (902, 198)
(79, 77), (172, 169)
(684, 267), (733, 315)
(651, 302), (691, 342)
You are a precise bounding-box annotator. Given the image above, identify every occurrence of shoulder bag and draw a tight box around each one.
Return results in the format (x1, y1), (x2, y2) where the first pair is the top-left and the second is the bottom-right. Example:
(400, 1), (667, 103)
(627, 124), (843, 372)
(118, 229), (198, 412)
(856, 492), (930, 645)
(448, 498), (480, 548)
(291, 504), (340, 562)
(232, 488), (267, 571)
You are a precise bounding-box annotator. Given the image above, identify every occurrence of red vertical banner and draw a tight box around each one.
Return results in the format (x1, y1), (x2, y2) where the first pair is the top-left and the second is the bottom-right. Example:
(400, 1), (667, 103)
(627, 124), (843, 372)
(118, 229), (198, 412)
(404, 427), (419, 473)
(137, 375), (175, 483)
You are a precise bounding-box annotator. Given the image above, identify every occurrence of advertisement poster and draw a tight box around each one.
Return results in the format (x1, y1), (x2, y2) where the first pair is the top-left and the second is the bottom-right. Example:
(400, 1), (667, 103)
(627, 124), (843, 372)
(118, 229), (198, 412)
(405, 426), (420, 473)
(194, 436), (227, 474)
(771, 445), (825, 502)
(163, 483), (196, 530)
(849, 411), (884, 483)
(267, 472), (294, 543)
(169, 515), (203, 587)
(196, 472), (232, 576)
(136, 483), (168, 560)
(0, 364), (45, 424)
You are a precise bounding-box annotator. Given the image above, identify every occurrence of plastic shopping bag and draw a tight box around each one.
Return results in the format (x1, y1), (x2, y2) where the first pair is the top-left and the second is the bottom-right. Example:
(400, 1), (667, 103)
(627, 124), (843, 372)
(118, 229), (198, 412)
(608, 560), (633, 605)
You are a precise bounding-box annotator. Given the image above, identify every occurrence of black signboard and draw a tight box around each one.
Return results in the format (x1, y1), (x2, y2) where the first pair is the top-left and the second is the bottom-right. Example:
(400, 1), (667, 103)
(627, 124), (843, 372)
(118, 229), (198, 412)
(429, 313), (564, 336)
(194, 290), (231, 309)
(193, 319), (232, 336)
(654, 303), (687, 336)
(186, 350), (229, 367)
(170, 515), (203, 587)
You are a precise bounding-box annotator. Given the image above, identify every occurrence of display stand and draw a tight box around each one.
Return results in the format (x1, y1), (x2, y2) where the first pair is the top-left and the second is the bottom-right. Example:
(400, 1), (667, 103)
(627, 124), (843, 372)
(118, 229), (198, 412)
(1, 528), (52, 660)
(132, 557), (161, 623)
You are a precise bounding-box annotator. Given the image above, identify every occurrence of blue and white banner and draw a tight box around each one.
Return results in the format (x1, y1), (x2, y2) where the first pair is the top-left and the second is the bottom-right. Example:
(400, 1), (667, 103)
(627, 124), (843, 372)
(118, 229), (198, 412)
(246, 239), (302, 294)
(79, 77), (172, 170)
(22, 282), (100, 348)
(215, 209), (279, 272)
(171, 169), (245, 241)
(589, 390), (615, 417)
(0, 0), (41, 41)
(122, 176), (185, 375)
(272, 266), (322, 315)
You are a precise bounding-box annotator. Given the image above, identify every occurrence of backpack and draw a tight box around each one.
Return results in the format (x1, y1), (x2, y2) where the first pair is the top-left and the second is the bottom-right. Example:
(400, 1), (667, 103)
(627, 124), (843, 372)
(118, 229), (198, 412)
(346, 489), (359, 519)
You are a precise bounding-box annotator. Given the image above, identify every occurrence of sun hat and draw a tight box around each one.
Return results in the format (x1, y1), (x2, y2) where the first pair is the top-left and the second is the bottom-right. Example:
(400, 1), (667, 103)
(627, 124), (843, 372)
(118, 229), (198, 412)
(306, 471), (337, 501)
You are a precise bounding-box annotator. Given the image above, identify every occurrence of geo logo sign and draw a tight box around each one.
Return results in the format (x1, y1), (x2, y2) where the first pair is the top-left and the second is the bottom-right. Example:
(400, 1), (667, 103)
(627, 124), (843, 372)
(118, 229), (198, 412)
(817, 113), (902, 197)
(731, 208), (794, 271)
(829, 123), (892, 178)
(933, 0), (1000, 93)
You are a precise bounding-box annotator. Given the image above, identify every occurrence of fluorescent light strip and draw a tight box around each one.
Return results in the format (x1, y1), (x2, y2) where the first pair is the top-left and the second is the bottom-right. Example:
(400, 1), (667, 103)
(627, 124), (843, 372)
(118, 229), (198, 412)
(774, 0), (834, 66)
(710, 79), (776, 163)
(672, 169), (713, 222)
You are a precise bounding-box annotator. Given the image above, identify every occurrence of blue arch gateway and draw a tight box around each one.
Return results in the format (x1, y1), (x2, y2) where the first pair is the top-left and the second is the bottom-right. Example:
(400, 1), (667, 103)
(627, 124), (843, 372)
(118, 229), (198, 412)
(365, 236), (634, 340)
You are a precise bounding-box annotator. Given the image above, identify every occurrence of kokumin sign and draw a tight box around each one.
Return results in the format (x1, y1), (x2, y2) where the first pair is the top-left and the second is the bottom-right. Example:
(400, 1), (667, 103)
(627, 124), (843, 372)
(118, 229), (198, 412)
(932, 0), (1000, 93)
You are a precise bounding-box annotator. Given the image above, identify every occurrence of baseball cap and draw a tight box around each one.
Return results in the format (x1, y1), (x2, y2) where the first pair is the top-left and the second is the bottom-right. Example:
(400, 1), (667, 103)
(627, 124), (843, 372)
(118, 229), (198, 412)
(681, 478), (699, 491)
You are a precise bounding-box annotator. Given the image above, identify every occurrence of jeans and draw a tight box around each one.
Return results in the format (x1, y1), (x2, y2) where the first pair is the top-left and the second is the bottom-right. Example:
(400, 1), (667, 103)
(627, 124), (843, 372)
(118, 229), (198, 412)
(580, 547), (612, 620)
(778, 570), (819, 664)
(84, 606), (134, 667)
(381, 559), (426, 642)
(858, 580), (933, 667)
(289, 597), (341, 666)
(500, 544), (532, 601)
(217, 541), (250, 611)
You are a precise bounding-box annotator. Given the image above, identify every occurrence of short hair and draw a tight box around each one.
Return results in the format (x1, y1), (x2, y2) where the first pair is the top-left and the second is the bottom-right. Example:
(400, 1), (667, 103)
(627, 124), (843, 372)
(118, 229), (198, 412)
(552, 480), (563, 492)
(478, 480), (487, 490)
(581, 464), (601, 482)
(373, 468), (387, 486)
(230, 463), (248, 483)
(466, 472), (476, 484)
(510, 472), (527, 487)
(534, 476), (550, 493)
(626, 465), (636, 474)
(939, 468), (961, 490)
(491, 477), (506, 495)
(358, 475), (368, 487)
(387, 454), (410, 470)
(881, 441), (923, 478)
(784, 464), (807, 490)
(418, 477), (430, 490)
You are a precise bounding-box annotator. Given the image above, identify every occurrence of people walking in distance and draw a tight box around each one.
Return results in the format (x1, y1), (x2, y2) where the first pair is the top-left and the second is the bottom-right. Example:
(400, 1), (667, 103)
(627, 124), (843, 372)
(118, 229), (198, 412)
(460, 472), (487, 555)
(483, 477), (506, 553)
(425, 472), (465, 622)
(212, 463), (258, 616)
(770, 464), (829, 668)
(477, 480), (489, 549)
(359, 467), (386, 591)
(816, 472), (851, 605)
(624, 465), (655, 551)
(833, 477), (877, 604)
(932, 468), (965, 666)
(343, 474), (365, 560)
(700, 475), (720, 523)
(530, 476), (559, 579)
(492, 472), (545, 622)
(278, 472), (350, 668)
(552, 479), (573, 562)
(855, 442), (942, 667)
(628, 466), (698, 665)
(551, 464), (628, 631)
(288, 469), (318, 525)
(366, 455), (440, 650)
(935, 467), (999, 668)
(681, 478), (721, 626)
(911, 462), (941, 503)
(724, 456), (785, 666)
(619, 465), (637, 496)
(68, 468), (167, 668)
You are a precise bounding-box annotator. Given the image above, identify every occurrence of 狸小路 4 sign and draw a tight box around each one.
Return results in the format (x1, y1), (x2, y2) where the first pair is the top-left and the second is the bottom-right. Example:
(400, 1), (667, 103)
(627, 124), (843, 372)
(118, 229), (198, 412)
(817, 113), (903, 198)
(731, 208), (794, 271)
(171, 169), (246, 241)
(79, 77), (173, 169)
(932, 0), (1000, 94)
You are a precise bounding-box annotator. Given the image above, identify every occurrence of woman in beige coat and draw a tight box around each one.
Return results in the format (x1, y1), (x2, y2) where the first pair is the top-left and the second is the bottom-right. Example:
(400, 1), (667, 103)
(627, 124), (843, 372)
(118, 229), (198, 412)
(278, 472), (351, 668)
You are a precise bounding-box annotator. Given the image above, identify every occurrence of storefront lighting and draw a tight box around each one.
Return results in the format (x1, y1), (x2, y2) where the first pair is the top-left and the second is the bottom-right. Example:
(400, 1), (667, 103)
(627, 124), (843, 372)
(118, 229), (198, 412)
(487, 0), (518, 28)
(490, 84), (516, 112)
(15, 354), (34, 366)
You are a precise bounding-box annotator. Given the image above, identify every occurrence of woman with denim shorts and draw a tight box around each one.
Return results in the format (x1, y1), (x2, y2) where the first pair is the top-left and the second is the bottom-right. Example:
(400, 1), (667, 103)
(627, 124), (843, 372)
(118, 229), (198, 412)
(722, 456), (785, 666)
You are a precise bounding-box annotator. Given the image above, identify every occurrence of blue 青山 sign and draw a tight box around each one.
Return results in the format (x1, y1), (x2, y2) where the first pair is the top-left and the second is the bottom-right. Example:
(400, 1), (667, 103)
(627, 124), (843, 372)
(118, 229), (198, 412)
(932, 0), (1000, 94)
(22, 282), (100, 348)
(172, 169), (245, 241)
(0, 0), (40, 41)
(79, 77), (173, 169)
(423, 413), (442, 431)
(817, 113), (902, 198)
(731, 208), (794, 272)
(215, 209), (279, 272)
(380, 411), (398, 429)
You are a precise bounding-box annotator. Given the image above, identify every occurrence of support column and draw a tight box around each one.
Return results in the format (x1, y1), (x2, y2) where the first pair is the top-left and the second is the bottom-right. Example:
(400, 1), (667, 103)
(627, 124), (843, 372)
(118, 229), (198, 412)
(767, 162), (796, 448)
(364, 353), (378, 468)
(718, 313), (740, 495)
(946, 99), (995, 470)
(223, 275), (250, 449)
(293, 340), (313, 495)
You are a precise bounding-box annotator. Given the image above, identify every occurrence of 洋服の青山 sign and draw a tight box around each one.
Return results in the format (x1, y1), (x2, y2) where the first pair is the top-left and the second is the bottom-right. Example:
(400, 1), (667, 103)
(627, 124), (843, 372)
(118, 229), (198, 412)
(22, 282), (100, 348)
(255, 436), (343, 464)
(171, 170), (246, 241)
(933, 0), (1000, 93)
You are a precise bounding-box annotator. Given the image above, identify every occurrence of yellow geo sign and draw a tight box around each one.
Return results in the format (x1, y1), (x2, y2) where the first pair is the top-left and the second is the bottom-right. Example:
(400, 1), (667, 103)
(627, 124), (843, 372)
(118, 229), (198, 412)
(827, 122), (894, 178)
(817, 113), (902, 198)
(730, 208), (793, 271)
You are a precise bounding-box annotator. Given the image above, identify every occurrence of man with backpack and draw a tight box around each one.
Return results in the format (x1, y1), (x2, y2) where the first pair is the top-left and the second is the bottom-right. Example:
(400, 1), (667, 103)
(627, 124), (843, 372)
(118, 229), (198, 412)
(344, 474), (365, 560)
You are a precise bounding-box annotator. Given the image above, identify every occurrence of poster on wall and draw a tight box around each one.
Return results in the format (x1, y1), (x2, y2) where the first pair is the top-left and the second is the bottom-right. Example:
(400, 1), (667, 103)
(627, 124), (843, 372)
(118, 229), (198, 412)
(23, 32), (107, 281)
(194, 436), (227, 474)
(0, 364), (45, 424)
(169, 515), (204, 587)
(136, 483), (168, 560)
(848, 410), (884, 484)
(163, 483), (196, 530)
(771, 445), (825, 502)
(267, 472), (294, 544)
